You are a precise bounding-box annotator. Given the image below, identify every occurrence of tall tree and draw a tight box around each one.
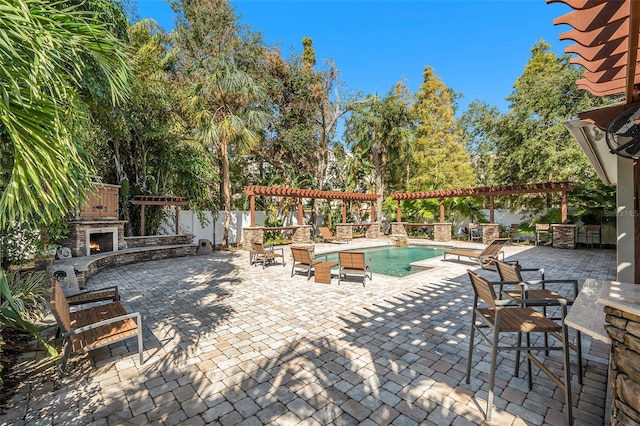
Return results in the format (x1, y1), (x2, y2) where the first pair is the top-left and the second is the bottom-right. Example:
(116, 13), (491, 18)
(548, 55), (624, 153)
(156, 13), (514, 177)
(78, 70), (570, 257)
(409, 66), (476, 191)
(490, 41), (614, 212)
(344, 82), (413, 220)
(173, 0), (269, 247)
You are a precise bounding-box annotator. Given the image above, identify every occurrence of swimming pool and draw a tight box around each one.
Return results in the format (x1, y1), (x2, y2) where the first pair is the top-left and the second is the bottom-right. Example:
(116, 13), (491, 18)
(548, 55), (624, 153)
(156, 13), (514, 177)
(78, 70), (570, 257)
(323, 245), (447, 277)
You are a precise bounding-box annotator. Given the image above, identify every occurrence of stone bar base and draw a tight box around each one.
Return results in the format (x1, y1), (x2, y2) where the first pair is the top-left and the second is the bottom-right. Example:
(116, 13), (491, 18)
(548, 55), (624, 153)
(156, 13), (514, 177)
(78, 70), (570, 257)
(292, 225), (312, 244)
(552, 224), (576, 249)
(433, 223), (452, 242)
(365, 223), (381, 238)
(336, 223), (353, 242)
(242, 227), (264, 251)
(391, 223), (408, 236)
(605, 306), (640, 425)
(481, 224), (501, 245)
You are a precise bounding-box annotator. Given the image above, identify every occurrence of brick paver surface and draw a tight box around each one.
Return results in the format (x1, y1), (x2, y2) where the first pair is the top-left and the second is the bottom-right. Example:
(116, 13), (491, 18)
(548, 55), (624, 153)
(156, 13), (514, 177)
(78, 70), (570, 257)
(2, 239), (616, 425)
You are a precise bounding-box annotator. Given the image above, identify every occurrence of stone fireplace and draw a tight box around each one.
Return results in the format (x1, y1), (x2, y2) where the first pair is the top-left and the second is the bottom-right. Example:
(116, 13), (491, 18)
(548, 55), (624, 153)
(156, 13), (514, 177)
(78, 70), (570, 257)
(61, 220), (127, 258)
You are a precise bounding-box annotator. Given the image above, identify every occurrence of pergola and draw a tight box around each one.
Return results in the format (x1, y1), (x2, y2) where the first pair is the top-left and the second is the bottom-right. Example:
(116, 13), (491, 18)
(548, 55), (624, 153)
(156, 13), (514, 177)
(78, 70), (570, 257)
(130, 195), (188, 236)
(391, 181), (576, 223)
(243, 185), (381, 227)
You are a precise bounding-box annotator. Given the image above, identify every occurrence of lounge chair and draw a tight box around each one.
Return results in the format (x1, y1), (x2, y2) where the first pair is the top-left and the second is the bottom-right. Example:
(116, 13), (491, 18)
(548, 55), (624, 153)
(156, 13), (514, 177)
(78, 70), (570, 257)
(290, 246), (327, 279)
(443, 238), (511, 267)
(319, 227), (348, 244)
(252, 241), (285, 269)
(338, 251), (372, 286)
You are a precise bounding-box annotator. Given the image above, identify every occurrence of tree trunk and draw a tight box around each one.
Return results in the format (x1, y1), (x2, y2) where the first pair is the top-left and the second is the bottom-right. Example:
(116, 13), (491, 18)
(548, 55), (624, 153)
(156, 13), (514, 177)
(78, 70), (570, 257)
(219, 141), (231, 248)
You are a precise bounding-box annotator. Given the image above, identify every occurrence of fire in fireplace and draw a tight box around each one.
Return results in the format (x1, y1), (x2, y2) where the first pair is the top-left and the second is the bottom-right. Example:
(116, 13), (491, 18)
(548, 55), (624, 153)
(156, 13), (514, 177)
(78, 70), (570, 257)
(85, 227), (118, 256)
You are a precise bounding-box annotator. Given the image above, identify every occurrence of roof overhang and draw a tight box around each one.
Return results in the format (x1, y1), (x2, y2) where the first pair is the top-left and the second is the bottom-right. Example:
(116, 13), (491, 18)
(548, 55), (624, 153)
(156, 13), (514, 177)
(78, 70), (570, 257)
(563, 117), (617, 185)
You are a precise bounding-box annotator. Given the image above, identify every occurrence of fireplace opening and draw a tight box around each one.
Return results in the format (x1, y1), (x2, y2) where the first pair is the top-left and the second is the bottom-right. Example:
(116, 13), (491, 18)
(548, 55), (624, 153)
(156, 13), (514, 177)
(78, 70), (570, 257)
(85, 227), (118, 256)
(90, 232), (114, 255)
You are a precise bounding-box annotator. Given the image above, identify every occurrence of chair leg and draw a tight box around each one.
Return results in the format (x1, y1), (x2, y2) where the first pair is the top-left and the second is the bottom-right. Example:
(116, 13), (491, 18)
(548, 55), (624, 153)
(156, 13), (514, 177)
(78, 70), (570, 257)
(486, 324), (501, 421)
(526, 332), (533, 390)
(562, 323), (573, 425)
(466, 310), (477, 384)
(59, 341), (72, 379)
(515, 332), (522, 377)
(576, 330), (583, 385)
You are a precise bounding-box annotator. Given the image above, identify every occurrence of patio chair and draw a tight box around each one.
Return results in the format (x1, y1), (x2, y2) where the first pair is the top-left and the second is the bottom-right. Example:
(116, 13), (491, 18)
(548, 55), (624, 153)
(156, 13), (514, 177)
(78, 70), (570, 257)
(338, 251), (372, 286)
(51, 268), (120, 306)
(290, 246), (327, 279)
(468, 223), (482, 242)
(584, 224), (602, 249)
(319, 226), (348, 244)
(535, 223), (551, 246)
(465, 270), (572, 424)
(252, 241), (285, 269)
(494, 260), (583, 384)
(508, 223), (520, 242)
(443, 238), (511, 268)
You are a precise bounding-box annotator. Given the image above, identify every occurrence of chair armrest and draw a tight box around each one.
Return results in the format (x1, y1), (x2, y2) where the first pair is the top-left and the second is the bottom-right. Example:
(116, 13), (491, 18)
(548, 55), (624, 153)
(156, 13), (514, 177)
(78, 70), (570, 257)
(524, 279), (578, 297)
(72, 286), (119, 298)
(495, 297), (567, 307)
(63, 312), (141, 336)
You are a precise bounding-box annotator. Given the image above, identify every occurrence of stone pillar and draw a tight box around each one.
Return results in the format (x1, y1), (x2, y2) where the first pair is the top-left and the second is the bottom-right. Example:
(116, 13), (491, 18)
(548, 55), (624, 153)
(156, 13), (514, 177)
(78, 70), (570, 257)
(552, 224), (576, 249)
(390, 222), (407, 236)
(481, 224), (501, 245)
(336, 223), (353, 242)
(604, 306), (640, 425)
(291, 225), (312, 244)
(365, 223), (381, 238)
(433, 223), (452, 242)
(241, 227), (264, 251)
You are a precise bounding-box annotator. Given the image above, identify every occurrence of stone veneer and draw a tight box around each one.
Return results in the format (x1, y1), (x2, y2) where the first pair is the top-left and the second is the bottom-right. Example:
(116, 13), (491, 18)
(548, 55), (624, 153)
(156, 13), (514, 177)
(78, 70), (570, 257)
(433, 223), (452, 242)
(481, 224), (501, 245)
(552, 224), (576, 249)
(365, 223), (381, 239)
(292, 225), (312, 244)
(336, 224), (353, 242)
(60, 220), (127, 257)
(241, 227), (264, 251)
(604, 305), (640, 425)
(125, 234), (193, 248)
(391, 223), (408, 236)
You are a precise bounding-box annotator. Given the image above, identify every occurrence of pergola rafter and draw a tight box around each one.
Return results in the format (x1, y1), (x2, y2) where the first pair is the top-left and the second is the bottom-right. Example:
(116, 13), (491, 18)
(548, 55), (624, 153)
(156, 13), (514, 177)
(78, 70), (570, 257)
(243, 186), (381, 226)
(391, 181), (576, 223)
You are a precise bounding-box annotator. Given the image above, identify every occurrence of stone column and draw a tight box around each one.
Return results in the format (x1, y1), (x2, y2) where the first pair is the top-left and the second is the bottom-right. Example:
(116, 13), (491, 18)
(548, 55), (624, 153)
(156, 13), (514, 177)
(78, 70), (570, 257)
(291, 225), (312, 244)
(433, 223), (452, 242)
(365, 223), (381, 238)
(481, 224), (501, 245)
(336, 223), (353, 242)
(604, 306), (640, 425)
(551, 224), (576, 249)
(390, 222), (407, 236)
(241, 227), (264, 251)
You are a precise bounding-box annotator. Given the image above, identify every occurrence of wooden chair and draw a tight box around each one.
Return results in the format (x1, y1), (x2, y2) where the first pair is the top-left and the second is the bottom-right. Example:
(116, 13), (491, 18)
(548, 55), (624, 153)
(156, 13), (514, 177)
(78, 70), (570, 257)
(319, 227), (347, 244)
(290, 246), (326, 279)
(584, 224), (602, 249)
(338, 251), (372, 286)
(252, 241), (285, 269)
(466, 270), (572, 424)
(468, 223), (482, 242)
(535, 223), (551, 246)
(494, 260), (583, 384)
(443, 238), (511, 268)
(49, 280), (143, 377)
(508, 223), (520, 242)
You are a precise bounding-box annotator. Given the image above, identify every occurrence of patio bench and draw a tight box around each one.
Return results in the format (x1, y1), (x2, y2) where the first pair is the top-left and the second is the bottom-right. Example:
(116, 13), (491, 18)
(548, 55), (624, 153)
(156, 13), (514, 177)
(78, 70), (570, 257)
(49, 280), (143, 377)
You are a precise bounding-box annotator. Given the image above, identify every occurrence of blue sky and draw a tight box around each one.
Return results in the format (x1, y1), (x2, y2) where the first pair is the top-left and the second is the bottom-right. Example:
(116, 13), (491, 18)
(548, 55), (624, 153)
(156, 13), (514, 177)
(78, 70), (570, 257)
(133, 0), (572, 114)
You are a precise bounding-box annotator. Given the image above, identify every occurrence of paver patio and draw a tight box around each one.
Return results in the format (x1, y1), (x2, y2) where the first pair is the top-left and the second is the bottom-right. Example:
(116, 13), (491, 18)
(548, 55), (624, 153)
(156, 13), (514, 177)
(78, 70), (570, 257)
(2, 239), (616, 425)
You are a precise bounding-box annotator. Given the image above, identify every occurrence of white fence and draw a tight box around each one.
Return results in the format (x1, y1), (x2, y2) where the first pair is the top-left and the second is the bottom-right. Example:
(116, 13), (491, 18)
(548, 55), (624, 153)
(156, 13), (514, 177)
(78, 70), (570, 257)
(160, 210), (266, 246)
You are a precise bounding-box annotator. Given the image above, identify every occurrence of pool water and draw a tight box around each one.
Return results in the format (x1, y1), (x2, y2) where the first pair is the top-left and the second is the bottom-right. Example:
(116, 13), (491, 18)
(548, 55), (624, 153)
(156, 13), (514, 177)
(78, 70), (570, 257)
(324, 245), (446, 277)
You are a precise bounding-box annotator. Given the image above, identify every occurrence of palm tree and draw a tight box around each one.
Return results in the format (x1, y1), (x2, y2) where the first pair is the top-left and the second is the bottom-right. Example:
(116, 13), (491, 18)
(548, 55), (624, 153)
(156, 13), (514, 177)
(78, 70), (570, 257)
(0, 0), (129, 353)
(0, 0), (129, 228)
(188, 59), (269, 247)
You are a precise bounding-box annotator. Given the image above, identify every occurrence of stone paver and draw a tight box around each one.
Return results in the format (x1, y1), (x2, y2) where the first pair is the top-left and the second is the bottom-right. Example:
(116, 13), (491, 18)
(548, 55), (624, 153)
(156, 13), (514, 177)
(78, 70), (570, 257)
(1, 238), (616, 425)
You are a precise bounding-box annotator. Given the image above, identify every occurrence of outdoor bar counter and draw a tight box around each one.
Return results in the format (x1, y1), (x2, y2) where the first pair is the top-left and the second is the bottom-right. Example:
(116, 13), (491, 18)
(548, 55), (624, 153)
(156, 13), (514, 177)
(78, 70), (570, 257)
(566, 279), (640, 424)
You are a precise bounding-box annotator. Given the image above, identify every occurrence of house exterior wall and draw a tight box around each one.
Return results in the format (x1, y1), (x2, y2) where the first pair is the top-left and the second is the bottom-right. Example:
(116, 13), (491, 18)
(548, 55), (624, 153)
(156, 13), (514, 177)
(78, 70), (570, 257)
(617, 157), (636, 283)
